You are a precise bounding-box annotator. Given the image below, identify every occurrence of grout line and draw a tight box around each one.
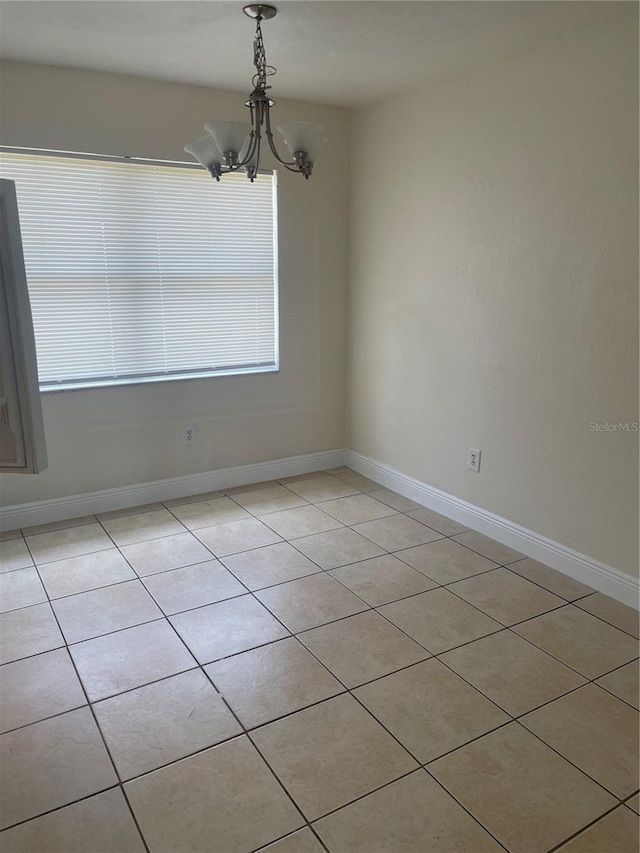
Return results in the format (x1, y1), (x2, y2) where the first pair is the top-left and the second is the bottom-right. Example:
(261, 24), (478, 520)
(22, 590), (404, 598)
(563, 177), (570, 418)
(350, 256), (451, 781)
(195, 666), (327, 849)
(2, 474), (637, 848)
(15, 535), (151, 852)
(572, 599), (640, 640)
(223, 575), (517, 849)
(511, 717), (628, 803)
(545, 800), (632, 853)
(0, 784), (124, 836)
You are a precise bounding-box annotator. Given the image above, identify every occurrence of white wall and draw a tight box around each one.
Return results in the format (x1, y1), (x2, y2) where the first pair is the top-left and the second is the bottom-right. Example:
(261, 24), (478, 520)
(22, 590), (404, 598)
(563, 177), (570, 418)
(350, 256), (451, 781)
(0, 61), (350, 504)
(348, 21), (639, 577)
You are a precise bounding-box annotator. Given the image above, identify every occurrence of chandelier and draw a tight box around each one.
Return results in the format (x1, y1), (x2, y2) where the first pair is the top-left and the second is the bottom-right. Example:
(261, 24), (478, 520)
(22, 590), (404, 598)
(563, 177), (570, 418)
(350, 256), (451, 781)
(184, 4), (326, 182)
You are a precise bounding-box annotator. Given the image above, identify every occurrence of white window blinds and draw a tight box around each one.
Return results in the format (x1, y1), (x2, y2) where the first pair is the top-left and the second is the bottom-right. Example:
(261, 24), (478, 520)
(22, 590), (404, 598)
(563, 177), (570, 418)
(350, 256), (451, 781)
(0, 150), (278, 389)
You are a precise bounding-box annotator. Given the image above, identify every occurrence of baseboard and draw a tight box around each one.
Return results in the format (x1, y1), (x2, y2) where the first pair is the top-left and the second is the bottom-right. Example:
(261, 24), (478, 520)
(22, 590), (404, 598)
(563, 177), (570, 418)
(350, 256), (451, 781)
(4, 445), (637, 609)
(0, 448), (346, 532)
(346, 450), (639, 609)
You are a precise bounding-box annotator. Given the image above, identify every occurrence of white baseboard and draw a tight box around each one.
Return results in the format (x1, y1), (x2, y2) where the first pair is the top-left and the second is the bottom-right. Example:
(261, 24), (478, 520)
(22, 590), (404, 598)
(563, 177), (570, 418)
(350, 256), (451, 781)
(0, 448), (346, 532)
(3, 445), (637, 610)
(347, 450), (639, 610)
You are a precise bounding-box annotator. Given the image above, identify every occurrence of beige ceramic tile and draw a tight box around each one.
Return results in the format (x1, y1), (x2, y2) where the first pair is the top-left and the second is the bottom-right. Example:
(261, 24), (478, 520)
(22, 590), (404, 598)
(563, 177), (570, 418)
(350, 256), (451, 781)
(596, 661), (639, 709)
(379, 588), (502, 654)
(395, 538), (498, 584)
(163, 489), (224, 507)
(513, 605), (639, 679)
(142, 560), (245, 615)
(0, 567), (47, 613)
(0, 602), (64, 665)
(441, 630), (587, 716)
(261, 827), (325, 853)
(221, 542), (321, 591)
(299, 611), (429, 688)
(317, 494), (397, 525)
(353, 515), (442, 551)
(168, 496), (251, 531)
(292, 528), (384, 570)
(0, 538), (33, 572)
(251, 693), (418, 820)
(261, 505), (343, 539)
(125, 736), (303, 852)
(38, 549), (136, 599)
(97, 502), (164, 521)
(330, 470), (380, 492)
(430, 723), (616, 853)
(205, 636), (344, 728)
(406, 507), (469, 536)
(170, 594), (289, 663)
(52, 579), (162, 644)
(314, 770), (503, 853)
(120, 531), (213, 577)
(101, 508), (185, 546)
(626, 793), (640, 814)
(0, 788), (146, 853)
(354, 658), (509, 763)
(576, 593), (640, 638)
(285, 475), (359, 503)
(329, 554), (436, 607)
(0, 647), (86, 733)
(0, 529), (22, 543)
(451, 530), (525, 565)
(27, 523), (114, 565)
(22, 515), (97, 537)
(367, 489), (421, 512)
(508, 557), (593, 600)
(232, 484), (308, 515)
(70, 619), (196, 701)
(255, 573), (368, 633)
(0, 707), (117, 831)
(556, 807), (639, 853)
(93, 669), (241, 780)
(195, 517), (282, 557)
(448, 568), (565, 625)
(521, 683), (640, 798)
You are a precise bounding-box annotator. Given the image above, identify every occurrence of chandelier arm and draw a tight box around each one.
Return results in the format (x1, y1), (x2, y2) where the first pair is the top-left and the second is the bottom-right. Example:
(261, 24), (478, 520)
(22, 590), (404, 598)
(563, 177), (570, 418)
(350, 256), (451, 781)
(235, 129), (260, 168)
(264, 108), (297, 167)
(280, 162), (304, 173)
(249, 133), (263, 180)
(266, 132), (297, 167)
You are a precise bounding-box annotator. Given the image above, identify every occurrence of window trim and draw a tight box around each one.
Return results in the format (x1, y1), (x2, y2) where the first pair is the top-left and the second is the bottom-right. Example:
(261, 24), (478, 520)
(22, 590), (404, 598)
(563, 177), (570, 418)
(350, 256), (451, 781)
(1, 146), (280, 393)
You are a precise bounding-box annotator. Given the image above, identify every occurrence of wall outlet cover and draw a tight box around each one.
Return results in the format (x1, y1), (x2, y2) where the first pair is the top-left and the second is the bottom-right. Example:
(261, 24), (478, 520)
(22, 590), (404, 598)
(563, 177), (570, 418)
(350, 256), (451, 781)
(467, 447), (481, 472)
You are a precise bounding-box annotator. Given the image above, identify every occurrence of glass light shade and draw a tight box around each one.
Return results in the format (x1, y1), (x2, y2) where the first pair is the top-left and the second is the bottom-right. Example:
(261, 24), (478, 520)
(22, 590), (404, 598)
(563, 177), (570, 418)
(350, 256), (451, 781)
(183, 135), (223, 169)
(276, 122), (326, 162)
(204, 121), (251, 157)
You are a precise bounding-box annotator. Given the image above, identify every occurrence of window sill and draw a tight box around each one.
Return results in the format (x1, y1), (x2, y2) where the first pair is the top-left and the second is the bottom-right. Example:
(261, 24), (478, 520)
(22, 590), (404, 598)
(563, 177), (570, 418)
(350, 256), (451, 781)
(39, 364), (280, 393)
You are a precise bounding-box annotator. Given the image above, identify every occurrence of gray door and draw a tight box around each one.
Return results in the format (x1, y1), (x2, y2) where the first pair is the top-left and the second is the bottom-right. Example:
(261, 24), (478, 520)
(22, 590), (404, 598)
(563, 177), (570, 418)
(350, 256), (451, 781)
(0, 179), (47, 474)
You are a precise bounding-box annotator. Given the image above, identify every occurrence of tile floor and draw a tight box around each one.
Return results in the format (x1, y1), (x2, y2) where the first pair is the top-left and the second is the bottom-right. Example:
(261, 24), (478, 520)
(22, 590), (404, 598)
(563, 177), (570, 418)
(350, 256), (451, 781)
(0, 468), (638, 852)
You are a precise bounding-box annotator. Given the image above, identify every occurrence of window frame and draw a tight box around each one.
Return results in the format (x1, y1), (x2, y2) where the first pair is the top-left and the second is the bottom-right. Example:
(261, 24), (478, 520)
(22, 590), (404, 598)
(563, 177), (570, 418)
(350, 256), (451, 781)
(0, 146), (280, 393)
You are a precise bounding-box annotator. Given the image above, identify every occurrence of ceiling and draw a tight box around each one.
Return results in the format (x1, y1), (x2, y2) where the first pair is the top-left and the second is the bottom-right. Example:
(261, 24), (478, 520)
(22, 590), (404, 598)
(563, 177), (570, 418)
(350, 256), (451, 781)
(0, 1), (634, 107)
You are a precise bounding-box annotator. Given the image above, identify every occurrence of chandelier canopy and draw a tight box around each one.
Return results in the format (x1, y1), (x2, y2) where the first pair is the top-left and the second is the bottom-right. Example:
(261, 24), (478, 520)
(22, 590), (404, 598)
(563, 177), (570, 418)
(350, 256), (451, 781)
(184, 4), (326, 182)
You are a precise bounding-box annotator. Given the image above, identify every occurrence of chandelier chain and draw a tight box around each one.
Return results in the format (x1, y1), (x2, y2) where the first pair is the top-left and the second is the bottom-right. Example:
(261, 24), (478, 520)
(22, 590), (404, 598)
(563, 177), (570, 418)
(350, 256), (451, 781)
(252, 17), (277, 90)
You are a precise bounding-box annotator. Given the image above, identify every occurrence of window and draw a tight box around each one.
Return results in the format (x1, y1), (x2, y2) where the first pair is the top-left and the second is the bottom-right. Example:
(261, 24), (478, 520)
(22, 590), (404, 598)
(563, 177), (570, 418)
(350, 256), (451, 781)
(0, 149), (278, 390)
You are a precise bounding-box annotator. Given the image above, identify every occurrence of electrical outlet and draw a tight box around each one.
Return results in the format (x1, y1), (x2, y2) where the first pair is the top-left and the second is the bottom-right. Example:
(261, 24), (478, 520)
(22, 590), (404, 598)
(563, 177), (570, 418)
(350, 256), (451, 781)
(183, 425), (196, 446)
(467, 447), (481, 473)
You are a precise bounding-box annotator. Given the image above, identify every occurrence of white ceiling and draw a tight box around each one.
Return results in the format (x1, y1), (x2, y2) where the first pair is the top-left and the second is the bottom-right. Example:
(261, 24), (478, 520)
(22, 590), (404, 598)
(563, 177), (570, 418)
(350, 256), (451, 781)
(0, 1), (634, 107)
